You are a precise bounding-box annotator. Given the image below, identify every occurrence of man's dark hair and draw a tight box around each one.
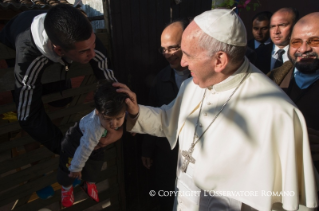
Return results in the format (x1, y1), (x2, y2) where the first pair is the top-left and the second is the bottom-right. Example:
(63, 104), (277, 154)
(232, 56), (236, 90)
(252, 11), (272, 23)
(44, 4), (92, 51)
(94, 80), (128, 117)
(166, 18), (191, 30)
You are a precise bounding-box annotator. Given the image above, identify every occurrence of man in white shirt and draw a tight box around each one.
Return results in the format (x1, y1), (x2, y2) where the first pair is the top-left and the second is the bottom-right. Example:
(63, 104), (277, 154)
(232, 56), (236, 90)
(255, 7), (299, 74)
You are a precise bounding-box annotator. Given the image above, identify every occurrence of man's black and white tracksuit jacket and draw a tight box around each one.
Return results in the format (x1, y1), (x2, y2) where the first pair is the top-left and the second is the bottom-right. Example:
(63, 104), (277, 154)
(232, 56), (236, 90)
(0, 11), (117, 154)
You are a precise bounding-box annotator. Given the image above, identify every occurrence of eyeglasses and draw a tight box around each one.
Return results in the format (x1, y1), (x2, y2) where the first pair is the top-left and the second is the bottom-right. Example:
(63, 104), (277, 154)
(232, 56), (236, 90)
(158, 45), (181, 54)
(290, 37), (319, 48)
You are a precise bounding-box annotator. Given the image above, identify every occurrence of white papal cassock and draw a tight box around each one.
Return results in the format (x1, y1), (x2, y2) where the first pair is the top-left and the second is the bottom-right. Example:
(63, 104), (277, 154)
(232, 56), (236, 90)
(127, 57), (318, 211)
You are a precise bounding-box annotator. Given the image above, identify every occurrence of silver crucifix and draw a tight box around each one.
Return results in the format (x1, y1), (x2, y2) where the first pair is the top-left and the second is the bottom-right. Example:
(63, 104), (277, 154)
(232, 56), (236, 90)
(181, 144), (196, 173)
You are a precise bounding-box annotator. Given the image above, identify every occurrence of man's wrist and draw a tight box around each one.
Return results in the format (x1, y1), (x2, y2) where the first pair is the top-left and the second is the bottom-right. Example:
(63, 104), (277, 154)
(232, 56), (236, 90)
(128, 106), (140, 119)
(129, 111), (139, 120)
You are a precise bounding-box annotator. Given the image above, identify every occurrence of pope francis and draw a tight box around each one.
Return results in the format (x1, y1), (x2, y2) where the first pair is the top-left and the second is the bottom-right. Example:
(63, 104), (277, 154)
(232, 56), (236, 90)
(114, 9), (318, 211)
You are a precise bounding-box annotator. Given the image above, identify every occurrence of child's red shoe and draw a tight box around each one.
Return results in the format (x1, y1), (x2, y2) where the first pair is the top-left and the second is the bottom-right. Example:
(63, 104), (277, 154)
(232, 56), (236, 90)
(85, 182), (99, 202)
(61, 186), (74, 207)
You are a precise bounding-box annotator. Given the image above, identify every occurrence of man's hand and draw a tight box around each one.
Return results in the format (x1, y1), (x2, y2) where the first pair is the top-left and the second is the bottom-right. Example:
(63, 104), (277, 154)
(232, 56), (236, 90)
(141, 157), (153, 170)
(308, 128), (319, 162)
(69, 171), (82, 179)
(94, 126), (124, 150)
(113, 82), (139, 117)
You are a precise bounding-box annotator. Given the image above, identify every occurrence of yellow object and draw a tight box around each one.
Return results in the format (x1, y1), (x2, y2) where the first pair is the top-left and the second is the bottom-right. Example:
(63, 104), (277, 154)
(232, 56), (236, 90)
(2, 112), (18, 122)
(66, 157), (73, 168)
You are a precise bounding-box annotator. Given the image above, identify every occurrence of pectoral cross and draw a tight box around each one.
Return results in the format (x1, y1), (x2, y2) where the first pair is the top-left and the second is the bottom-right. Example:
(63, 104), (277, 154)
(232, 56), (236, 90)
(181, 143), (196, 173)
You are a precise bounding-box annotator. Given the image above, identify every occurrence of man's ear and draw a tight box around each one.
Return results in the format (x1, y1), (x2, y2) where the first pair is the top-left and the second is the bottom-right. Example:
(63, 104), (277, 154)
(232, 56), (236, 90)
(53, 44), (65, 57)
(213, 51), (229, 73)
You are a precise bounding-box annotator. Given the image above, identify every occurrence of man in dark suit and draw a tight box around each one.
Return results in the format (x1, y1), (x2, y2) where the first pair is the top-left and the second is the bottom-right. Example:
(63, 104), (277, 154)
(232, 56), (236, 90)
(247, 11), (272, 50)
(141, 19), (190, 211)
(255, 7), (299, 74)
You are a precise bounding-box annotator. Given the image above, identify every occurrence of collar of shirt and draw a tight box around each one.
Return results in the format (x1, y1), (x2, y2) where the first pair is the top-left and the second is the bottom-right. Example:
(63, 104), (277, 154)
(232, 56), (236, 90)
(294, 67), (319, 89)
(272, 44), (289, 57)
(270, 44), (289, 70)
(174, 69), (190, 89)
(254, 38), (272, 49)
(174, 68), (190, 76)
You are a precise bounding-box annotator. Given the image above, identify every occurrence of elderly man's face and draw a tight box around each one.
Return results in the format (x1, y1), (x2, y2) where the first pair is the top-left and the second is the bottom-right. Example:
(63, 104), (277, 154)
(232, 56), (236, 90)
(180, 22), (216, 88)
(288, 20), (319, 74)
(270, 11), (294, 48)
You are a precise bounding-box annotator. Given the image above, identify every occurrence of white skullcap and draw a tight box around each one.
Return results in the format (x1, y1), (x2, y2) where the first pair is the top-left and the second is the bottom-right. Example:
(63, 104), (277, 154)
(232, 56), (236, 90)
(194, 8), (247, 46)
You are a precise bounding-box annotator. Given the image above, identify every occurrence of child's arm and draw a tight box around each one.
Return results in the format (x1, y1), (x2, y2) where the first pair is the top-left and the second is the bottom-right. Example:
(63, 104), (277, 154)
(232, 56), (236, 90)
(69, 124), (104, 173)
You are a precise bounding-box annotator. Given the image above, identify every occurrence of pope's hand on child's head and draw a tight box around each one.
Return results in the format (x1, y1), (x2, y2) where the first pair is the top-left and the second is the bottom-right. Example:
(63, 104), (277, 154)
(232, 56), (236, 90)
(69, 171), (82, 179)
(113, 82), (139, 117)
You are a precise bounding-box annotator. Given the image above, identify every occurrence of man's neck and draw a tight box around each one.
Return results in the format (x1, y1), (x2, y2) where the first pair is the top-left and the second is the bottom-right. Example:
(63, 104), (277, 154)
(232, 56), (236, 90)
(276, 44), (288, 49)
(206, 59), (245, 88)
(255, 38), (271, 45)
(225, 59), (244, 76)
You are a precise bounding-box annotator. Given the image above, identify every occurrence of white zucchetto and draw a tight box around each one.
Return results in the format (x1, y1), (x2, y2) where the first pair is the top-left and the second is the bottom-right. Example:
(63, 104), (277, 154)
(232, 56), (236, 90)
(194, 8), (247, 46)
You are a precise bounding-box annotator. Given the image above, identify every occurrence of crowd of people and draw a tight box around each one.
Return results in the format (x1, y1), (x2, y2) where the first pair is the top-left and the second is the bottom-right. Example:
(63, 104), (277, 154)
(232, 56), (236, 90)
(1, 3), (319, 211)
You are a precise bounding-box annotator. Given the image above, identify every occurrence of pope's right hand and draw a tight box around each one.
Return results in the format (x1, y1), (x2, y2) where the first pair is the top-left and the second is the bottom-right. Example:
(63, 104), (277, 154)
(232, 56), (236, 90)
(113, 82), (139, 118)
(141, 157), (153, 169)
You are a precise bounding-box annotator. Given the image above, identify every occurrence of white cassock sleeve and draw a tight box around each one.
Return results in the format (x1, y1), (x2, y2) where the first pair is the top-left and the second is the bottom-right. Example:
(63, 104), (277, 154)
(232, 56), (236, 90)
(126, 78), (204, 150)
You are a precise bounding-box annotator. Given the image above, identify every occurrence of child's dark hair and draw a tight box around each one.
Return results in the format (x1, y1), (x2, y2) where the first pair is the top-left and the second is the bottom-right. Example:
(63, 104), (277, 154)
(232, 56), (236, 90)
(94, 80), (128, 116)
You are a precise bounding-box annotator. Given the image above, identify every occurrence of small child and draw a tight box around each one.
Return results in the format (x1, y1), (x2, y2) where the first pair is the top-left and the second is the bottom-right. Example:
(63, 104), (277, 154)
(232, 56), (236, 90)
(57, 80), (127, 207)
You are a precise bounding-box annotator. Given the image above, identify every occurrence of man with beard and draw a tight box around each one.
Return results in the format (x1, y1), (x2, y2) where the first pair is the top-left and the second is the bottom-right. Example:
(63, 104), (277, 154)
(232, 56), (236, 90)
(141, 19), (190, 211)
(268, 12), (319, 170)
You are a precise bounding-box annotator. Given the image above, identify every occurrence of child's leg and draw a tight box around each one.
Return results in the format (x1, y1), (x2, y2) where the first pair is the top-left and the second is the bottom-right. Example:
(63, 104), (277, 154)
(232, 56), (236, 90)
(57, 151), (75, 207)
(57, 151), (75, 187)
(57, 122), (84, 207)
(81, 158), (104, 202)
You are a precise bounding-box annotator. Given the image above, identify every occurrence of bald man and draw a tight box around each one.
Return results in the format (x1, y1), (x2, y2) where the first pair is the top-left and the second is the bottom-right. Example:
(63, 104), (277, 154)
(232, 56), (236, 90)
(255, 7), (299, 74)
(268, 12), (319, 172)
(141, 19), (190, 211)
